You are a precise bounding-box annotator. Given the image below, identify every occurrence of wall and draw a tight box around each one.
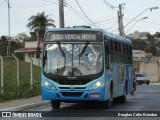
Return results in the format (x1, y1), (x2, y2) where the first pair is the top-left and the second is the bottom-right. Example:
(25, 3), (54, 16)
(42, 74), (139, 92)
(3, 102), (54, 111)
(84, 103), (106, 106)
(25, 41), (37, 48)
(25, 53), (41, 66)
(139, 60), (160, 83)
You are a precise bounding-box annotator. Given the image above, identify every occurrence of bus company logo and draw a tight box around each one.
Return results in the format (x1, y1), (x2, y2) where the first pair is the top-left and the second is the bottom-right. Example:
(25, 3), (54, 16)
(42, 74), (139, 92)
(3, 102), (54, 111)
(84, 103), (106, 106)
(70, 85), (75, 90)
(67, 77), (77, 80)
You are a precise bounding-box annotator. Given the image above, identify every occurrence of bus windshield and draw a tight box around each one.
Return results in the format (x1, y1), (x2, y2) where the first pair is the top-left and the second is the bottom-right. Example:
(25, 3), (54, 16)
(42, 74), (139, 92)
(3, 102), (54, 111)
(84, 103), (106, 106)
(43, 43), (103, 77)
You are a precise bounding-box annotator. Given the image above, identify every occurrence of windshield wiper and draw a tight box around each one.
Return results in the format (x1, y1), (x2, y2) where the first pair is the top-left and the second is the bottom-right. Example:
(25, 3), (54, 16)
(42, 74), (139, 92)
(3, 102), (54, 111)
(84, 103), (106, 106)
(57, 42), (66, 57)
(79, 42), (89, 57)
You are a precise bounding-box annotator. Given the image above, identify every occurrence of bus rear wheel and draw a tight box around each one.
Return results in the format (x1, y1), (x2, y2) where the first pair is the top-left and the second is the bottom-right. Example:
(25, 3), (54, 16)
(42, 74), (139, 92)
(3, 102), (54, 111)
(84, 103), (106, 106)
(51, 100), (61, 109)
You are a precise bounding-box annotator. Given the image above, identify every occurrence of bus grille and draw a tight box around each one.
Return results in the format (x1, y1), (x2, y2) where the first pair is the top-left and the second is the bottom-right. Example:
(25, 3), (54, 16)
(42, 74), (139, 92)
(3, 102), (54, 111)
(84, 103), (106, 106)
(54, 79), (92, 85)
(59, 87), (86, 90)
(61, 92), (83, 97)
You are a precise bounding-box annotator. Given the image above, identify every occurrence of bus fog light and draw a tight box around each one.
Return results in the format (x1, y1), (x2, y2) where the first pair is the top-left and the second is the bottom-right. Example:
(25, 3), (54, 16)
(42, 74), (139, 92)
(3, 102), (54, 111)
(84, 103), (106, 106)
(49, 85), (53, 89)
(90, 93), (101, 98)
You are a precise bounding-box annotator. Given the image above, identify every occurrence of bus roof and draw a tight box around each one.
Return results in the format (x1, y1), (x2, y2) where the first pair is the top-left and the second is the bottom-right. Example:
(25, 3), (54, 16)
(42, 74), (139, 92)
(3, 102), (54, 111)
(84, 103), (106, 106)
(103, 30), (132, 45)
(45, 27), (132, 45)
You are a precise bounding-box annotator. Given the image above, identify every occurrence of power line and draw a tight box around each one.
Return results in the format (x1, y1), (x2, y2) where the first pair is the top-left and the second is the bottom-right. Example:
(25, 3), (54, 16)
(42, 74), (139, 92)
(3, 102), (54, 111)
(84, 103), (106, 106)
(75, 0), (100, 29)
(42, 0), (118, 29)
(65, 3), (92, 25)
(41, 0), (59, 4)
(102, 0), (118, 11)
(104, 22), (118, 30)
(66, 2), (118, 26)
(93, 17), (118, 25)
(66, 5), (118, 29)
(65, 2), (91, 23)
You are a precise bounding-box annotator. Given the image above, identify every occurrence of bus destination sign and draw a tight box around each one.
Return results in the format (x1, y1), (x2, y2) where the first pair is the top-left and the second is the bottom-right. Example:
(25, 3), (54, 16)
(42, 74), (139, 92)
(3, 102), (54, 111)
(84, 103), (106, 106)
(45, 31), (102, 42)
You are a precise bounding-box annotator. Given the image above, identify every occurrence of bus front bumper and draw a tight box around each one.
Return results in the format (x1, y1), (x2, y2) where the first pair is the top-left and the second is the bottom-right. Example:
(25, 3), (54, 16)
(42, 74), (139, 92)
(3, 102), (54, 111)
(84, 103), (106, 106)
(42, 86), (108, 101)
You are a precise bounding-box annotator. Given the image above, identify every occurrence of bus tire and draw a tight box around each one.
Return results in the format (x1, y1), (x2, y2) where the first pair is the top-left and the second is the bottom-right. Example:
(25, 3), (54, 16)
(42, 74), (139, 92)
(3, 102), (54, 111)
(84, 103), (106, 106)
(51, 100), (61, 109)
(99, 85), (112, 109)
(113, 97), (120, 103)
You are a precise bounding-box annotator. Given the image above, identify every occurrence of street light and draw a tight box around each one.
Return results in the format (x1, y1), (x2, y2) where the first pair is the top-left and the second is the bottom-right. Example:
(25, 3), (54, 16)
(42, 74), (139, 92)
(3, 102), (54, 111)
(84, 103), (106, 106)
(125, 17), (148, 34)
(4, 0), (11, 57)
(124, 6), (158, 29)
(112, 6), (158, 36)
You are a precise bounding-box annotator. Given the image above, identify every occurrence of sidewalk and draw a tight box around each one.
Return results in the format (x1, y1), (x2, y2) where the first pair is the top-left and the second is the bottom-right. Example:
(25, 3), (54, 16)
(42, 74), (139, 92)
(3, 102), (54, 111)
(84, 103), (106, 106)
(150, 83), (160, 85)
(0, 96), (49, 110)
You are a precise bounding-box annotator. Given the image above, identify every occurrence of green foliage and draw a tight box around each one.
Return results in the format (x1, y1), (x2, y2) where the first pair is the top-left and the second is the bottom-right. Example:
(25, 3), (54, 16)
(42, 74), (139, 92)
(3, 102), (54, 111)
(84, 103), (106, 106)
(132, 33), (160, 56)
(27, 12), (56, 58)
(0, 58), (41, 101)
(132, 39), (147, 50)
(27, 12), (55, 40)
(0, 36), (8, 56)
(0, 36), (24, 59)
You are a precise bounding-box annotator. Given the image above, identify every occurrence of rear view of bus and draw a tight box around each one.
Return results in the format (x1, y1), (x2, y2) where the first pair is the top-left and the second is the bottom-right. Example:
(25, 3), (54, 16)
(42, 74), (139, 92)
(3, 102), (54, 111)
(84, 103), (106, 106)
(41, 27), (133, 109)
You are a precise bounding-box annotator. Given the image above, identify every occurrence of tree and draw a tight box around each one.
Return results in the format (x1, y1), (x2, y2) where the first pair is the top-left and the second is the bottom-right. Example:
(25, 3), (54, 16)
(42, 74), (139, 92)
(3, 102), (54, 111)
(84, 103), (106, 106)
(27, 12), (56, 58)
(0, 36), (8, 56)
(132, 39), (148, 50)
(27, 12), (56, 41)
(145, 34), (158, 56)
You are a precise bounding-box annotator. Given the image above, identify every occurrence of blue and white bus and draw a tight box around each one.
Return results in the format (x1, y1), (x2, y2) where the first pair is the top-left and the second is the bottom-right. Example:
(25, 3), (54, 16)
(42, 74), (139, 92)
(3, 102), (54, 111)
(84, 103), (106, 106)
(41, 26), (133, 109)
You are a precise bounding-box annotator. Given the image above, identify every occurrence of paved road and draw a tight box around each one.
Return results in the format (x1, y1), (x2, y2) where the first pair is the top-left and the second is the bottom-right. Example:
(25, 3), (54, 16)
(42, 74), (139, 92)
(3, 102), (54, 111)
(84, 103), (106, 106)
(22, 84), (160, 119)
(26, 84), (160, 111)
(1, 84), (160, 120)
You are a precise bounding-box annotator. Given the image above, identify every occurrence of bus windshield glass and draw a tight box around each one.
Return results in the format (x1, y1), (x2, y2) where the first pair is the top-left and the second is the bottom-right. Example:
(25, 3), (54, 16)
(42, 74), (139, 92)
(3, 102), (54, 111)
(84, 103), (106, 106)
(43, 43), (103, 77)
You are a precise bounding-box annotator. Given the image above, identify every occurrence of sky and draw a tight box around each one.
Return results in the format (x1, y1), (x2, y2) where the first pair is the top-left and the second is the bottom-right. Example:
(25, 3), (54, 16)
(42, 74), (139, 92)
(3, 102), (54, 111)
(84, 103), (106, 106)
(0, 0), (160, 37)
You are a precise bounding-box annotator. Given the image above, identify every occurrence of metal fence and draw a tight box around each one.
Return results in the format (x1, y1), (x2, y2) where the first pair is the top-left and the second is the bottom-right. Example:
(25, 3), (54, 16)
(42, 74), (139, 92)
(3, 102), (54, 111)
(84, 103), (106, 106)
(0, 55), (41, 100)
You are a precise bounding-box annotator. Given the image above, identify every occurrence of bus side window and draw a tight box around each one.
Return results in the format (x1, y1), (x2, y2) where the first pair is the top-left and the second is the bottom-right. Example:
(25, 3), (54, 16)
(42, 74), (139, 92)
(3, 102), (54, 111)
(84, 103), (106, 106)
(105, 36), (109, 70)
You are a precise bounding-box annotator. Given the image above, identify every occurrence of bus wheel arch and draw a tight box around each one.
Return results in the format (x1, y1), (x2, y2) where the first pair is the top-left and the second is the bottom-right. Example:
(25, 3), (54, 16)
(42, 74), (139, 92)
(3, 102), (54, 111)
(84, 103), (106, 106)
(110, 80), (113, 98)
(119, 80), (128, 103)
(125, 80), (128, 95)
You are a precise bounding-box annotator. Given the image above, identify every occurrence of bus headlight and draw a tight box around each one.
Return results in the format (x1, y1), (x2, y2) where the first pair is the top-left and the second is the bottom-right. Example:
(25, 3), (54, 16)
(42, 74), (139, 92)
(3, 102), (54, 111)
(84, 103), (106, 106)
(44, 81), (49, 86)
(43, 80), (55, 89)
(89, 81), (103, 89)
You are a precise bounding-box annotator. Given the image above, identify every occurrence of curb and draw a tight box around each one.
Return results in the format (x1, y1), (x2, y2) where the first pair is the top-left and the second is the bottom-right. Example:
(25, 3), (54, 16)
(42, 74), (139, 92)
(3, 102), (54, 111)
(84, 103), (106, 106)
(0, 101), (50, 111)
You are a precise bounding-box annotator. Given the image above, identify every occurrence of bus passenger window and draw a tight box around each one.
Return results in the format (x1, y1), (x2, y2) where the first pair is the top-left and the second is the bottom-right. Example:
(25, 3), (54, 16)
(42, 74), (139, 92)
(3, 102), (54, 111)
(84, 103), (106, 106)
(105, 40), (109, 69)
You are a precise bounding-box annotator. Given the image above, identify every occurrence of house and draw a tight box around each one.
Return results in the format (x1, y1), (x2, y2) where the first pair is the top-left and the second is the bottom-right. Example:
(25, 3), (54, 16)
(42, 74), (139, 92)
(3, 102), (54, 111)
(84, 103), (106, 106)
(14, 41), (42, 66)
(127, 31), (150, 40)
(11, 33), (30, 43)
(132, 50), (152, 61)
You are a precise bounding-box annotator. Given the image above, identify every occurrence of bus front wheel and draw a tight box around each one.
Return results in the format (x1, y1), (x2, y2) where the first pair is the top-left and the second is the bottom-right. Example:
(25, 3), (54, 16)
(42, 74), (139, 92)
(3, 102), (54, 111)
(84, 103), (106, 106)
(51, 100), (61, 109)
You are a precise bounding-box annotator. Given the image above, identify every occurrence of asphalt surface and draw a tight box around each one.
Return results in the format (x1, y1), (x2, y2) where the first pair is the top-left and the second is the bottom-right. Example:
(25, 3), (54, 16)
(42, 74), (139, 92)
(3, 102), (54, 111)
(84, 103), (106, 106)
(1, 84), (160, 119)
(25, 84), (160, 111)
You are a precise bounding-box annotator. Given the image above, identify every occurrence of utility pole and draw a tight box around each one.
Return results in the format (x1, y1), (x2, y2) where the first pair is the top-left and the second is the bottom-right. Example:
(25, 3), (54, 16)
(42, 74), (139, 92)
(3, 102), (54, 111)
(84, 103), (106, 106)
(118, 11), (121, 36)
(118, 4), (124, 37)
(59, 0), (65, 28)
(4, 0), (11, 57)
